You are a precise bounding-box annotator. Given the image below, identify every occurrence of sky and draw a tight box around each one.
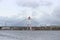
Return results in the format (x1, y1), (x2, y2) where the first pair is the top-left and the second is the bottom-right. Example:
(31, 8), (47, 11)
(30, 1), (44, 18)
(0, 0), (60, 26)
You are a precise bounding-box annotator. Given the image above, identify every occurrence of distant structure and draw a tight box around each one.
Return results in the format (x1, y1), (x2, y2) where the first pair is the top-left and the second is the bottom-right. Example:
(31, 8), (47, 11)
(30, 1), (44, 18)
(27, 16), (32, 30)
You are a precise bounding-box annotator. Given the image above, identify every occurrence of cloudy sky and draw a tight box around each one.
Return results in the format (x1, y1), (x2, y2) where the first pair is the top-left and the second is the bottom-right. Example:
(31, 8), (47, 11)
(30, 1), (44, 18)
(0, 0), (60, 26)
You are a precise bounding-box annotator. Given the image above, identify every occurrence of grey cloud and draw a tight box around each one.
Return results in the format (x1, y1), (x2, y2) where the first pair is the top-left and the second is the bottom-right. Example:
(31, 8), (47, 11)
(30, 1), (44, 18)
(0, 12), (60, 26)
(0, 7), (60, 26)
(0, 0), (2, 2)
(39, 6), (60, 26)
(52, 7), (60, 18)
(0, 0), (60, 26)
(17, 2), (39, 8)
(16, 0), (52, 8)
(33, 9), (60, 26)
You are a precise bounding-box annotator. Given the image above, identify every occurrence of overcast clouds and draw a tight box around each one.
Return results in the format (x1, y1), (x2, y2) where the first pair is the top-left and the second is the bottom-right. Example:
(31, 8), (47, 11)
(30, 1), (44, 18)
(0, 0), (60, 26)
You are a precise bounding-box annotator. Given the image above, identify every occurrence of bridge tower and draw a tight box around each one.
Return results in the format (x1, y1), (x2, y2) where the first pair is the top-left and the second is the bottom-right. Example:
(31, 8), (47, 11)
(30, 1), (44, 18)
(27, 16), (32, 30)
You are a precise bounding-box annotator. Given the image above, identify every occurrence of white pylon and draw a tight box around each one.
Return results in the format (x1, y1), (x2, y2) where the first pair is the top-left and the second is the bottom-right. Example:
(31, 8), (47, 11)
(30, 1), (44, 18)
(27, 16), (32, 30)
